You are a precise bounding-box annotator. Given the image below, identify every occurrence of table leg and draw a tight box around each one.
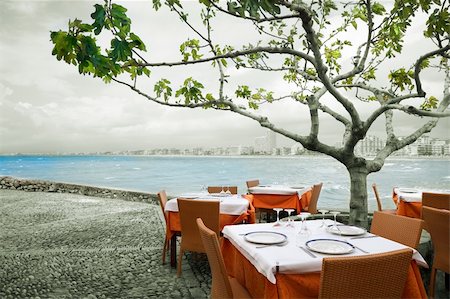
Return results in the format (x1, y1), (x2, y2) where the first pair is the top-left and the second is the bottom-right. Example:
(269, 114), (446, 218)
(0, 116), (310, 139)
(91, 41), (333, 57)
(170, 234), (177, 267)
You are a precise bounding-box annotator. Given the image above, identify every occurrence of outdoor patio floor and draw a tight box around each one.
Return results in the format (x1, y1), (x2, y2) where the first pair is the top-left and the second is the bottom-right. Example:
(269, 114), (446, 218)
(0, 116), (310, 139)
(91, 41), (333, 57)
(0, 189), (448, 298)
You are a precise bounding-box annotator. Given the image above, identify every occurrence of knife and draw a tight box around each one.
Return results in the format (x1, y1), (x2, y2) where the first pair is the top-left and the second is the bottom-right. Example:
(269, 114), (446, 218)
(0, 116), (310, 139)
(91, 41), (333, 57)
(300, 246), (317, 258)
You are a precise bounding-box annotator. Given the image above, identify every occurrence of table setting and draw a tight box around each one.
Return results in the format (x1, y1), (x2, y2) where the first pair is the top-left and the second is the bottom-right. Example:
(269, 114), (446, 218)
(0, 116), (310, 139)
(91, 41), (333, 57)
(222, 217), (427, 284)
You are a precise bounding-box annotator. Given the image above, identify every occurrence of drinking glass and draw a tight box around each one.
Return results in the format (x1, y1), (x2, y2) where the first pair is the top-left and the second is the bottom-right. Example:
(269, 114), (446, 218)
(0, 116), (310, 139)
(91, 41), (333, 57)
(318, 209), (329, 227)
(298, 212), (311, 234)
(284, 209), (296, 228)
(330, 211), (341, 233)
(273, 208), (284, 227)
(225, 186), (232, 195)
(200, 185), (207, 194)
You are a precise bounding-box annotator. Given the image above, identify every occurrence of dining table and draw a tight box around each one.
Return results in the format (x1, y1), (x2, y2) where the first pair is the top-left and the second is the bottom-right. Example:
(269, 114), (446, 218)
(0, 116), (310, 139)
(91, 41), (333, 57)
(393, 187), (450, 218)
(164, 192), (255, 267)
(246, 185), (312, 214)
(221, 219), (428, 298)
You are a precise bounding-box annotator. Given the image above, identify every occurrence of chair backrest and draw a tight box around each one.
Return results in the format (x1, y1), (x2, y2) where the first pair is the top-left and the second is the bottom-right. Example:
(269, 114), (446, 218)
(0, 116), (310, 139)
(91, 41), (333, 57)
(197, 218), (234, 299)
(319, 249), (413, 299)
(246, 179), (259, 188)
(370, 211), (423, 248)
(422, 206), (450, 272)
(372, 183), (383, 212)
(208, 186), (238, 194)
(307, 182), (323, 214)
(177, 198), (220, 253)
(422, 192), (450, 210)
(157, 190), (169, 224)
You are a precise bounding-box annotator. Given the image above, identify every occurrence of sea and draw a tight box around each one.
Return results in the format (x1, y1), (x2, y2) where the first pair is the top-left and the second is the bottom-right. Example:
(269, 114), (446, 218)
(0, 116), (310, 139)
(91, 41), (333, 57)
(1, 155), (449, 212)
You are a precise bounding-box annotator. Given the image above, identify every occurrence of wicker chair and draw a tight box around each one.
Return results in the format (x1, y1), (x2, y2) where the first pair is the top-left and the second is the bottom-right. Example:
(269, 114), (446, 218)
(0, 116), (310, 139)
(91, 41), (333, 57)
(422, 206), (450, 298)
(422, 192), (450, 210)
(372, 183), (397, 214)
(370, 211), (423, 249)
(245, 179), (259, 189)
(207, 186), (238, 194)
(157, 190), (172, 264)
(302, 182), (323, 214)
(196, 218), (251, 299)
(177, 198), (220, 277)
(319, 249), (413, 299)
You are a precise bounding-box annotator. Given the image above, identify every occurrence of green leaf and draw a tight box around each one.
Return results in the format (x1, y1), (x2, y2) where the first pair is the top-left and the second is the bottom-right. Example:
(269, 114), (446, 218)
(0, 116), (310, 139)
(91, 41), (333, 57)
(110, 38), (131, 62)
(111, 3), (131, 34)
(91, 4), (106, 35)
(129, 33), (147, 51)
(50, 31), (78, 64)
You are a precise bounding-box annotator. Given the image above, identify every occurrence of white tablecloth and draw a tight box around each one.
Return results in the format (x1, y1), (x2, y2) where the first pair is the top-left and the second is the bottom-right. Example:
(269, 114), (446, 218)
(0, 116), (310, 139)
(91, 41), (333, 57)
(248, 185), (309, 195)
(164, 193), (249, 215)
(222, 219), (427, 284)
(394, 187), (450, 202)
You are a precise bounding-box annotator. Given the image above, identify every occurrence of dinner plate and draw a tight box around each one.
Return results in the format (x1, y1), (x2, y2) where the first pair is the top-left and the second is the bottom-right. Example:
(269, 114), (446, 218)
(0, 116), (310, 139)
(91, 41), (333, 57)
(209, 193), (232, 197)
(178, 193), (200, 199)
(398, 188), (419, 194)
(306, 239), (354, 255)
(244, 231), (288, 245)
(327, 225), (366, 236)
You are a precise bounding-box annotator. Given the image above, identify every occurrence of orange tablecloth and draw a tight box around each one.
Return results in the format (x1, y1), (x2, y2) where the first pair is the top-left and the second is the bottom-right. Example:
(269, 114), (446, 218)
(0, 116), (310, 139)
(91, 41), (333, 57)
(245, 189), (312, 213)
(221, 239), (427, 299)
(393, 191), (422, 218)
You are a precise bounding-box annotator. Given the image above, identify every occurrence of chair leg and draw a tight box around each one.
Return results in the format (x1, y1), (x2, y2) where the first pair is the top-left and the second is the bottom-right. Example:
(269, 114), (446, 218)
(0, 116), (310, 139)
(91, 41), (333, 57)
(429, 267), (437, 298)
(162, 237), (169, 264)
(177, 248), (184, 277)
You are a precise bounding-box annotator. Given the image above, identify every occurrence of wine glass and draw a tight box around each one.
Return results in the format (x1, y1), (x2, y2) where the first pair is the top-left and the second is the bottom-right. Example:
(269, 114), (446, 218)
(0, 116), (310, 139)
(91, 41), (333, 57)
(225, 186), (232, 195)
(318, 209), (329, 227)
(298, 212), (311, 234)
(284, 209), (296, 228)
(220, 186), (226, 194)
(273, 208), (284, 227)
(330, 211), (341, 234)
(200, 185), (207, 194)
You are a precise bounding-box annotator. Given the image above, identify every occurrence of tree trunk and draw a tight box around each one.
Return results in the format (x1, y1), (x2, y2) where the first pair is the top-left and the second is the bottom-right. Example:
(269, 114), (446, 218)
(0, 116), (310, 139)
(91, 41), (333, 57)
(348, 166), (369, 228)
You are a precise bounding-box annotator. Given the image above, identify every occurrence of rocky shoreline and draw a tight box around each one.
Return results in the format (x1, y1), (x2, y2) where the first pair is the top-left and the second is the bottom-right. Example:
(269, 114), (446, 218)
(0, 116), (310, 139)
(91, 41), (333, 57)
(0, 176), (158, 204)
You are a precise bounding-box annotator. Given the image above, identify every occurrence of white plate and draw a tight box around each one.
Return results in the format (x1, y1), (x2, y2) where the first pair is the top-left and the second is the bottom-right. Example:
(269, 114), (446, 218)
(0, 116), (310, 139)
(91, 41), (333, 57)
(209, 193), (232, 197)
(244, 231), (287, 245)
(398, 188), (419, 194)
(327, 225), (366, 236)
(178, 193), (200, 199)
(306, 239), (354, 255)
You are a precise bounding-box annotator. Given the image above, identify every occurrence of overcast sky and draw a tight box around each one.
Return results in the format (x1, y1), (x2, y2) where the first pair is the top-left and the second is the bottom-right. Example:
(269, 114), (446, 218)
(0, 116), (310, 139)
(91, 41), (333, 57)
(0, 0), (449, 154)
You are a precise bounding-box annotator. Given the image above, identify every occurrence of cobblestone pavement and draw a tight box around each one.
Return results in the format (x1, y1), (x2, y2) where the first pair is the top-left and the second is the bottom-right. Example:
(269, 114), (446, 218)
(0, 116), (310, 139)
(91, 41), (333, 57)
(0, 189), (211, 299)
(1, 189), (448, 299)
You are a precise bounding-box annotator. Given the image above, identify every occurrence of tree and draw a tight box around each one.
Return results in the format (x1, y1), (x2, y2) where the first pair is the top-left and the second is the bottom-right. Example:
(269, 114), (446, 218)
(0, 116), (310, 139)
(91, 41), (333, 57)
(51, 0), (450, 226)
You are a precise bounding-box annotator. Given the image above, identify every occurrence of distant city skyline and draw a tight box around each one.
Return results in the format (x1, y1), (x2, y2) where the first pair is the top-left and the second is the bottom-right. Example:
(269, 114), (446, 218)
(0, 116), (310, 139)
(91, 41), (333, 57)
(0, 1), (449, 155)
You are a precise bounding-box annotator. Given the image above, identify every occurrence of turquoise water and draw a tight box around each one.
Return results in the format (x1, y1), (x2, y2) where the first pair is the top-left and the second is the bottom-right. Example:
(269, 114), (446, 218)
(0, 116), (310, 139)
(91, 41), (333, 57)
(1, 155), (449, 211)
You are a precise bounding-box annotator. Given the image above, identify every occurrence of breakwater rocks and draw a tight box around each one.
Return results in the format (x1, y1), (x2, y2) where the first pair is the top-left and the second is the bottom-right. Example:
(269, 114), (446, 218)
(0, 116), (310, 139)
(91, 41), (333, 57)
(0, 176), (158, 204)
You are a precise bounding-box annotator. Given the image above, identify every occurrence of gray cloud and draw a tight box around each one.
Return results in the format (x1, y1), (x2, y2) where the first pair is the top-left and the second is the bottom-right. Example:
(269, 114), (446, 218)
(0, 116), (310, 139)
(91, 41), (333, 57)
(0, 0), (448, 154)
